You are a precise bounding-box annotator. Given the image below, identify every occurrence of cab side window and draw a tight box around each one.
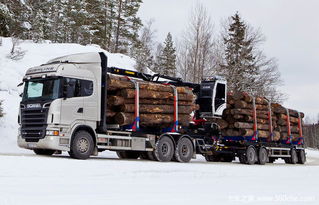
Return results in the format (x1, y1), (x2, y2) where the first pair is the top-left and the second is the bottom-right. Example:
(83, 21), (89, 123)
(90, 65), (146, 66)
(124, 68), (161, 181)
(80, 80), (93, 97)
(64, 78), (93, 98)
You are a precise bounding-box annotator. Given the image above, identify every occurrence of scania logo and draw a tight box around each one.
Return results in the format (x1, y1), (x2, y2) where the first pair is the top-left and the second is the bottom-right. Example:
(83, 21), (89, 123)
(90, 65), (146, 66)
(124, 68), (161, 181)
(26, 104), (41, 109)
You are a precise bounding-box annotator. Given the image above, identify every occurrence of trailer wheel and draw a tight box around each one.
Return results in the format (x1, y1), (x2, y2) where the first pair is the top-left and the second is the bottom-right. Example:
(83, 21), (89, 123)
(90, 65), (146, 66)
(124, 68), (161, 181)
(69, 130), (94, 159)
(205, 155), (221, 162)
(154, 136), (174, 162)
(258, 147), (268, 165)
(33, 149), (55, 156)
(239, 154), (246, 164)
(116, 151), (140, 159)
(298, 149), (306, 164)
(246, 146), (257, 165)
(290, 149), (298, 164)
(174, 137), (193, 163)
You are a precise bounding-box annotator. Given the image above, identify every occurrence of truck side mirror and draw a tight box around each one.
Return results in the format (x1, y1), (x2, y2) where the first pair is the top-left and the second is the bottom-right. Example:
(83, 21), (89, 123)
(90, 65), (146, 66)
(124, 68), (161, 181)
(19, 93), (23, 98)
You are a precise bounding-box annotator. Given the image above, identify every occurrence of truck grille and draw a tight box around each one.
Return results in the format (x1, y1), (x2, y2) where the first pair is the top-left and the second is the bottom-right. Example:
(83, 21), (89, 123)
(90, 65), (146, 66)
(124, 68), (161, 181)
(21, 108), (48, 142)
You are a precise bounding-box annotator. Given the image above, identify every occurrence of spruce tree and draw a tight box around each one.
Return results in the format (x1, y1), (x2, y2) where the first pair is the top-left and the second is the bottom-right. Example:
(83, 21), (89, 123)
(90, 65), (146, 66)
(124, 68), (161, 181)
(0, 2), (12, 37)
(113, 0), (142, 54)
(158, 33), (176, 76)
(221, 12), (257, 93)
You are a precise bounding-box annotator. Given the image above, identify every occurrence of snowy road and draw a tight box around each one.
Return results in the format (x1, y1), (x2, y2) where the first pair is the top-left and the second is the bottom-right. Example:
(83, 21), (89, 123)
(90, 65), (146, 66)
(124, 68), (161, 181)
(0, 149), (319, 205)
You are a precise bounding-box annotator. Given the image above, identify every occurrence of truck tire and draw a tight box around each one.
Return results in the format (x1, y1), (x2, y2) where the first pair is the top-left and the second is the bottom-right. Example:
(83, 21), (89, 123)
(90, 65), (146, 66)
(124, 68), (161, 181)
(174, 137), (194, 163)
(116, 151), (140, 159)
(239, 154), (246, 164)
(69, 130), (94, 160)
(33, 149), (55, 156)
(290, 148), (298, 164)
(140, 152), (149, 160)
(154, 136), (174, 162)
(246, 146), (257, 165)
(298, 149), (306, 164)
(258, 147), (268, 165)
(205, 155), (221, 162)
(147, 151), (156, 161)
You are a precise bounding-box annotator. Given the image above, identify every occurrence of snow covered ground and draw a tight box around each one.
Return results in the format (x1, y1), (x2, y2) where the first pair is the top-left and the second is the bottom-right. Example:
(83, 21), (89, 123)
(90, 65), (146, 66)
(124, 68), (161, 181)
(1, 38), (319, 205)
(0, 150), (318, 205)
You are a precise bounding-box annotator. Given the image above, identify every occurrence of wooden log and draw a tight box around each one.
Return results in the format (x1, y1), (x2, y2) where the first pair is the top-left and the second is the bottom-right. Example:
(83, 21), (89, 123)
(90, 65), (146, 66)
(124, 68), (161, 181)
(208, 119), (229, 129)
(234, 100), (269, 110)
(234, 122), (270, 130)
(277, 115), (299, 124)
(114, 112), (191, 126)
(108, 96), (194, 106)
(120, 89), (195, 101)
(106, 110), (116, 117)
(272, 104), (305, 118)
(107, 74), (193, 94)
(119, 104), (195, 114)
(228, 108), (269, 116)
(279, 126), (299, 133)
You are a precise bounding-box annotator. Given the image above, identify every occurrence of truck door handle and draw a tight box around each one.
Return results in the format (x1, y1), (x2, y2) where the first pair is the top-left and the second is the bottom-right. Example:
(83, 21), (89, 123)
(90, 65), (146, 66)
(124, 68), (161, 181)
(77, 108), (83, 113)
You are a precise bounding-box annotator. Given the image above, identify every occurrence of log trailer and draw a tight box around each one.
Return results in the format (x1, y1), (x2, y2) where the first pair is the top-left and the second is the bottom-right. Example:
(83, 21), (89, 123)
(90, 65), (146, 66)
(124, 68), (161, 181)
(17, 52), (306, 164)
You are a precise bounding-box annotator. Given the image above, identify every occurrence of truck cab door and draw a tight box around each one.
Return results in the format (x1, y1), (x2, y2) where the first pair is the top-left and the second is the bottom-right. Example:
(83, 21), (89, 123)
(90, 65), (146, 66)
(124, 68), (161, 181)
(60, 78), (83, 125)
(213, 82), (227, 116)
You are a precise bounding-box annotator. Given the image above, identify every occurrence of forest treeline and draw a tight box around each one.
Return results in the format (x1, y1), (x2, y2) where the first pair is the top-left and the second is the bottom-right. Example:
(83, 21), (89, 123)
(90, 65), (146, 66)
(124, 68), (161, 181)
(0, 1), (283, 102)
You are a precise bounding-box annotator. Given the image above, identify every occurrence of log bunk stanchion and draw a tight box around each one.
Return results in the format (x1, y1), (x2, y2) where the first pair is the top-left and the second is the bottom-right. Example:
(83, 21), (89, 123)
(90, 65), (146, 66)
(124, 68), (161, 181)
(251, 96), (258, 141)
(285, 108), (292, 144)
(170, 85), (178, 132)
(296, 112), (304, 145)
(127, 77), (140, 131)
(267, 99), (274, 142)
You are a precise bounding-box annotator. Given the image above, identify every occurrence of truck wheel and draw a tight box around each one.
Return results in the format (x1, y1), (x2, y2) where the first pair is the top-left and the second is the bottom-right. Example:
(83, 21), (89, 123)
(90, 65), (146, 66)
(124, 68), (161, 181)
(298, 149), (306, 164)
(290, 148), (298, 164)
(239, 154), (246, 164)
(174, 137), (194, 163)
(33, 149), (55, 156)
(246, 146), (257, 165)
(154, 136), (174, 162)
(69, 130), (94, 160)
(205, 155), (221, 162)
(140, 152), (149, 160)
(116, 151), (140, 159)
(258, 147), (268, 165)
(147, 151), (156, 161)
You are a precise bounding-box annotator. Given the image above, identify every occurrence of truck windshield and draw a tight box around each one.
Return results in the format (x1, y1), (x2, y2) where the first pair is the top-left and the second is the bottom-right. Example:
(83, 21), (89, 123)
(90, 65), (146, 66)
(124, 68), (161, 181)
(22, 78), (61, 101)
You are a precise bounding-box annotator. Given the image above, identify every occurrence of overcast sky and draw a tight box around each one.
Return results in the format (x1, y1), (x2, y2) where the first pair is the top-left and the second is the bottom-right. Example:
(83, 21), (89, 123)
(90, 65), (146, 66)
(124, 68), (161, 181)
(138, 0), (319, 121)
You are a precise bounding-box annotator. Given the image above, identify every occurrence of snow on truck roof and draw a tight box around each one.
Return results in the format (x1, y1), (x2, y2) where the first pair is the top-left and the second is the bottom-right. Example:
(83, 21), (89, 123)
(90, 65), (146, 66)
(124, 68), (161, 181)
(46, 52), (104, 64)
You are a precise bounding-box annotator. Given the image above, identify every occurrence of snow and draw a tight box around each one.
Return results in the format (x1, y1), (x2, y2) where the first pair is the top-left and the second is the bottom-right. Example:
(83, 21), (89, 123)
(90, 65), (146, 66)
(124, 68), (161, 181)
(1, 38), (319, 205)
(0, 37), (137, 152)
(0, 151), (318, 205)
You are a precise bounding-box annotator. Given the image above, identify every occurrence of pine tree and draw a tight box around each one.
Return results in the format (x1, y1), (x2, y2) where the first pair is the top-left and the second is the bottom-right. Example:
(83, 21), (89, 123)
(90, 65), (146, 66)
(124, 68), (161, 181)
(158, 33), (176, 76)
(113, 0), (143, 54)
(0, 2), (12, 37)
(221, 12), (257, 93)
(152, 43), (163, 74)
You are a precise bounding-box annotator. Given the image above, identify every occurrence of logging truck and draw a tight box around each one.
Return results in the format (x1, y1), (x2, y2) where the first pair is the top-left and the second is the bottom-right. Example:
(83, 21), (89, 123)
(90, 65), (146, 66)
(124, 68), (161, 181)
(17, 52), (306, 165)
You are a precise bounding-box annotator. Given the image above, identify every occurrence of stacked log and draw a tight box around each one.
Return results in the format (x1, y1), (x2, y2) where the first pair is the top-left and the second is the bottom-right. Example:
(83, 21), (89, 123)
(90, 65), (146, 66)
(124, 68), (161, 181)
(271, 103), (304, 142)
(106, 74), (196, 128)
(220, 92), (304, 142)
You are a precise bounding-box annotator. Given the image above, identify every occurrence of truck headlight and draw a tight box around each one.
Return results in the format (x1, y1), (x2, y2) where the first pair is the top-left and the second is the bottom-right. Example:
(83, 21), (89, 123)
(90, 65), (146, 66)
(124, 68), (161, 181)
(46, 130), (59, 136)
